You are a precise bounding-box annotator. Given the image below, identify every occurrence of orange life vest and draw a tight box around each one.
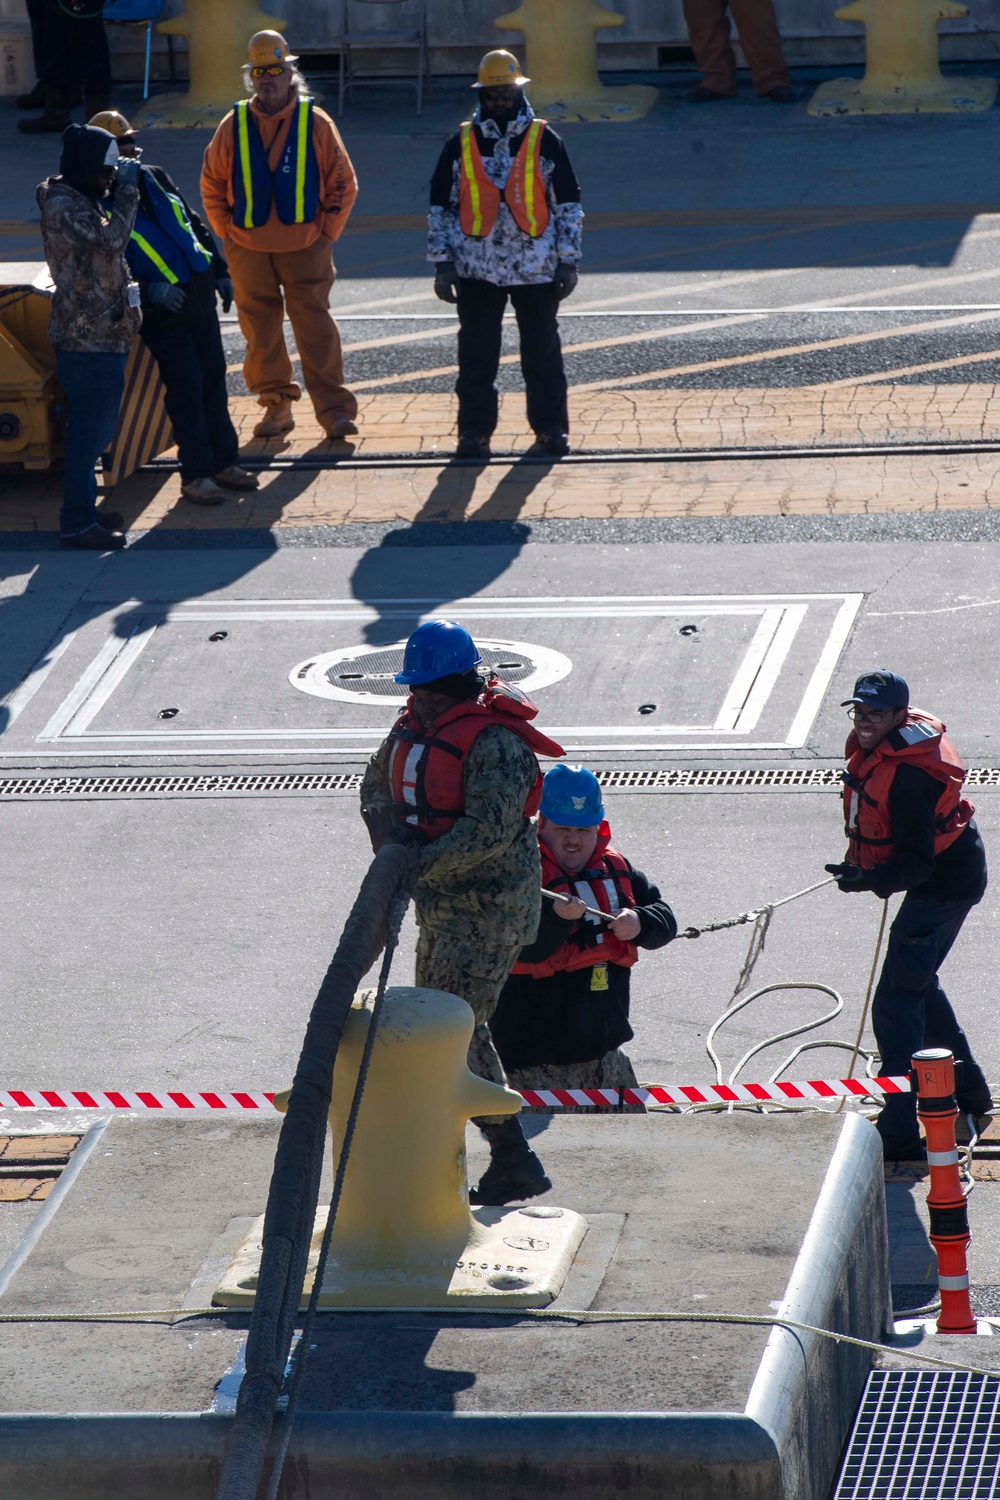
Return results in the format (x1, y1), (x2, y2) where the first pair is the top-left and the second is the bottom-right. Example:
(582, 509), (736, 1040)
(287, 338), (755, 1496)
(513, 825), (639, 978)
(842, 709), (973, 870)
(386, 678), (564, 842)
(458, 118), (550, 240)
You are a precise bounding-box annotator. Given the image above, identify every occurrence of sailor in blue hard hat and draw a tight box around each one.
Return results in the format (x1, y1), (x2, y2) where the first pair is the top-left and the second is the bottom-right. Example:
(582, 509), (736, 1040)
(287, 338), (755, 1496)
(490, 763), (677, 1112)
(361, 619), (566, 1205)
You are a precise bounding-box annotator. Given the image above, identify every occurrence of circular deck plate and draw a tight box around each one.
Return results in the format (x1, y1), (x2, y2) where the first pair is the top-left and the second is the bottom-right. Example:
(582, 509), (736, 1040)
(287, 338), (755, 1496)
(289, 638), (573, 706)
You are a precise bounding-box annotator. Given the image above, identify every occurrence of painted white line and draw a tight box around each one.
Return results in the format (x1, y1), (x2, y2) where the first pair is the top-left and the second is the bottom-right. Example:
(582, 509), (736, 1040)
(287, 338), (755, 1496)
(0, 742), (796, 757)
(62, 623), (157, 737)
(735, 604), (806, 733)
(785, 593), (865, 748)
(0, 626), (78, 732)
(714, 607), (782, 732)
(37, 633), (135, 743)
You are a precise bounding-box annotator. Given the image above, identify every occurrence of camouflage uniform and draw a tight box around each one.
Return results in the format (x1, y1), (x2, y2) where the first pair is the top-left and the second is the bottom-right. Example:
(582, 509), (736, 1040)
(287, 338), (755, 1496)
(506, 1048), (646, 1114)
(361, 721), (541, 1124)
(37, 177), (141, 353)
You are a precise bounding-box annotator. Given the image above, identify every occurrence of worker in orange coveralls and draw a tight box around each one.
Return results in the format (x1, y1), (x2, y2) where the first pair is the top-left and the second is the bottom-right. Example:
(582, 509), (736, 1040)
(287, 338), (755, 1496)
(200, 31), (359, 440)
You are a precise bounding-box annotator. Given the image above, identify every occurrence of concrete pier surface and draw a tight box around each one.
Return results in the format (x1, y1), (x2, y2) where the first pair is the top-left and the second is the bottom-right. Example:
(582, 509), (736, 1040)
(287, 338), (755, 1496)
(0, 1107), (887, 1498)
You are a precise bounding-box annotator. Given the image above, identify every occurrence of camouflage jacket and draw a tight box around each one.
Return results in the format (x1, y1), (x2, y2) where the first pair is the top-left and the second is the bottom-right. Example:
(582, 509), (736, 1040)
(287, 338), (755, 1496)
(37, 178), (141, 353)
(360, 722), (542, 949)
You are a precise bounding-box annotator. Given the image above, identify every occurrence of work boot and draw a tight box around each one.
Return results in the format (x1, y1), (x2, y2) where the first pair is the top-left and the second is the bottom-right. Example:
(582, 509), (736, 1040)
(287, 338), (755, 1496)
(60, 522), (126, 552)
(761, 85), (797, 103)
(253, 399), (295, 438)
(181, 477), (225, 505)
(539, 429), (569, 457)
(455, 431), (490, 458)
(469, 1117), (552, 1206)
(95, 507), (124, 531)
(322, 415), (358, 440)
(16, 80), (46, 110)
(880, 1134), (927, 1163)
(214, 465), (259, 490)
(18, 88), (73, 134)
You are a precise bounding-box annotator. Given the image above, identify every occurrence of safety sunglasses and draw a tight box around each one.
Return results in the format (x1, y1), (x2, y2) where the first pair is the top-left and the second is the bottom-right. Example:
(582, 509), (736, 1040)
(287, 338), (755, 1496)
(249, 64), (286, 78)
(846, 706), (893, 724)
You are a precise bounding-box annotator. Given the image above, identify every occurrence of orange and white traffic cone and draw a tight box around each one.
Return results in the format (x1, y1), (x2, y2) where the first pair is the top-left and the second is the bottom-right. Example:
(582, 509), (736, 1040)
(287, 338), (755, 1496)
(912, 1046), (976, 1335)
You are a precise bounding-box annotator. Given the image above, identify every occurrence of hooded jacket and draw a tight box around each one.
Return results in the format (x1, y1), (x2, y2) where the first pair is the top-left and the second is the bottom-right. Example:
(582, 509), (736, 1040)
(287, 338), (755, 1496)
(38, 125), (140, 354)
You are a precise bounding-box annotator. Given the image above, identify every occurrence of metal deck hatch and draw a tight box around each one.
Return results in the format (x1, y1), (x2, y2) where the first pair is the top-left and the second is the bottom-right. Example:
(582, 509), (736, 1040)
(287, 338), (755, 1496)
(833, 1370), (1000, 1499)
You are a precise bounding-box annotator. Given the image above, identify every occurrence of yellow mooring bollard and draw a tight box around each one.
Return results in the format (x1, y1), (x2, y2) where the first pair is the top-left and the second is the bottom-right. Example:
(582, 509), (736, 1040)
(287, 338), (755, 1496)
(494, 0), (658, 122)
(808, 0), (997, 114)
(214, 986), (587, 1309)
(132, 0), (286, 128)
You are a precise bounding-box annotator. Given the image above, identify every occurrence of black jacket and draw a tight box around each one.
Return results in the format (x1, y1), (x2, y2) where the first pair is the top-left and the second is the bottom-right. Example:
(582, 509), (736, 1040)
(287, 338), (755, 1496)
(491, 863), (676, 1068)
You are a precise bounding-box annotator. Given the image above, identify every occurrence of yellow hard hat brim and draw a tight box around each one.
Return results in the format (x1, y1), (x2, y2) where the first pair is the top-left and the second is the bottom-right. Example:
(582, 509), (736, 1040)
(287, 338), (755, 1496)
(472, 74), (529, 87)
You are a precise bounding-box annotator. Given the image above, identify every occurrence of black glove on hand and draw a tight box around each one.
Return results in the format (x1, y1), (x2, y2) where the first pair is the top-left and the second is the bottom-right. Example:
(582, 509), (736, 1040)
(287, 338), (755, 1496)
(824, 861), (870, 892)
(433, 261), (459, 304)
(554, 263), (579, 301)
(215, 277), (234, 314)
(147, 282), (186, 314)
(115, 157), (141, 191)
(387, 824), (428, 849)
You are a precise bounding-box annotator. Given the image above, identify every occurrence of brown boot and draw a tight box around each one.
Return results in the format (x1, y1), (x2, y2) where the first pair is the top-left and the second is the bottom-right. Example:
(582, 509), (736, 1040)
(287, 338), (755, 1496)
(18, 88), (73, 134)
(253, 399), (295, 438)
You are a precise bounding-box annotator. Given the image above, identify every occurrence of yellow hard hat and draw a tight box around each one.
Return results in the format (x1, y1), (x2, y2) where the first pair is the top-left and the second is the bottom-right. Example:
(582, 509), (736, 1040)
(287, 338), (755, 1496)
(246, 30), (297, 67)
(474, 48), (529, 88)
(88, 108), (136, 138)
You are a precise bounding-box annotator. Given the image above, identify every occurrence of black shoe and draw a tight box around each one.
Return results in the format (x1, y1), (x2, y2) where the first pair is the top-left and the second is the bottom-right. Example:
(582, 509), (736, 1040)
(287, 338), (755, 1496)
(762, 85), (797, 103)
(880, 1134), (927, 1163)
(456, 431), (490, 458)
(60, 523), (126, 552)
(956, 1111), (993, 1145)
(686, 85), (736, 103)
(16, 80), (46, 110)
(95, 508), (124, 532)
(539, 429), (570, 457)
(469, 1117), (552, 1206)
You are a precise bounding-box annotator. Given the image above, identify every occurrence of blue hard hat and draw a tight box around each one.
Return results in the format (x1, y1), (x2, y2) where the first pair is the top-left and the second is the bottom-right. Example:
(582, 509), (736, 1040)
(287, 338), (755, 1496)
(394, 620), (483, 686)
(539, 764), (605, 827)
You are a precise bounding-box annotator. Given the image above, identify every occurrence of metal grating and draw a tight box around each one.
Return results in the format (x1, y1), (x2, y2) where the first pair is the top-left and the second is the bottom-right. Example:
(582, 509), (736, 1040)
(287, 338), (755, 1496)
(1, 767), (999, 799)
(325, 644), (535, 699)
(834, 1370), (1000, 1499)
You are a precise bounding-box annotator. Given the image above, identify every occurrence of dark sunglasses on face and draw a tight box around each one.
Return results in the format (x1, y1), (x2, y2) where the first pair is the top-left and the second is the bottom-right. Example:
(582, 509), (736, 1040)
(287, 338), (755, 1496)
(250, 64), (286, 78)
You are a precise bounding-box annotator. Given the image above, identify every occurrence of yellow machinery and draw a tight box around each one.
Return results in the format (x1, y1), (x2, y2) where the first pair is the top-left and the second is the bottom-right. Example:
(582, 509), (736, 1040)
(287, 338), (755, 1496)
(0, 272), (58, 470)
(494, 0), (658, 122)
(0, 265), (172, 486)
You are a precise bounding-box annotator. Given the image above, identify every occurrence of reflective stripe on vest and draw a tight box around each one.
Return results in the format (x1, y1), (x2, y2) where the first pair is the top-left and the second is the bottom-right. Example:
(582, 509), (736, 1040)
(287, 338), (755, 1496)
(513, 842), (639, 978)
(232, 97), (319, 230)
(458, 118), (550, 240)
(127, 170), (213, 286)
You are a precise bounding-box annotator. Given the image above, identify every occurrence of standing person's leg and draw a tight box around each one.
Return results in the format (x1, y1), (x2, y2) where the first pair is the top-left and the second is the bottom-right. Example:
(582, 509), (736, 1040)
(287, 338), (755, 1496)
(18, 0), (75, 132)
(510, 282), (569, 440)
(225, 239), (297, 433)
(190, 311), (242, 475)
(17, 0), (48, 107)
(275, 237), (358, 435)
(682, 0), (739, 96)
(454, 278), (506, 442)
(139, 316), (220, 487)
(727, 0), (792, 94)
(55, 349), (127, 537)
(64, 6), (111, 113)
(871, 893), (981, 1150)
(415, 929), (551, 1204)
(917, 899), (991, 1113)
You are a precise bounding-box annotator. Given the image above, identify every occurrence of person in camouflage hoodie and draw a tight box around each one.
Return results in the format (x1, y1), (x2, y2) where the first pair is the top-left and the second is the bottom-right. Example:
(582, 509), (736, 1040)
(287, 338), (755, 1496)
(360, 619), (564, 1205)
(38, 123), (141, 549)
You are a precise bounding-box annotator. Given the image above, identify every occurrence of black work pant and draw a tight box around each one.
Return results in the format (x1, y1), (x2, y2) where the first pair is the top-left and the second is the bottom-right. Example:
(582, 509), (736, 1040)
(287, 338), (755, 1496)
(872, 891), (990, 1143)
(27, 0), (111, 98)
(139, 307), (239, 483)
(455, 278), (568, 439)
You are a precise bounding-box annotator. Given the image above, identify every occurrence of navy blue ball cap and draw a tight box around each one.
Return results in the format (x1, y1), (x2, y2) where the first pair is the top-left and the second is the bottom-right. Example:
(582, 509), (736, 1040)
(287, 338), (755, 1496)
(841, 670), (909, 711)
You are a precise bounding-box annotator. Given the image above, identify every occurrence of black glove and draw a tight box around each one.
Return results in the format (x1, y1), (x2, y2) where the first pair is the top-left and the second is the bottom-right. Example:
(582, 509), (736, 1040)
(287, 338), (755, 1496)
(215, 277), (234, 314)
(386, 824), (428, 849)
(824, 861), (870, 892)
(115, 157), (141, 191)
(554, 263), (579, 301)
(433, 260), (458, 304)
(147, 282), (186, 314)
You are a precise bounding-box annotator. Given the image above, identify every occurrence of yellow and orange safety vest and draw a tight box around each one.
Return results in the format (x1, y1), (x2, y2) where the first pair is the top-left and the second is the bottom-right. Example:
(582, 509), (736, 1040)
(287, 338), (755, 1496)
(458, 118), (550, 240)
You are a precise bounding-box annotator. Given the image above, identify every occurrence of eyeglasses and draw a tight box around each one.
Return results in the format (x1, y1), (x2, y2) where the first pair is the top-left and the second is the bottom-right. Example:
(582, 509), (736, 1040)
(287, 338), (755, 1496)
(249, 64), (286, 78)
(846, 706), (892, 725)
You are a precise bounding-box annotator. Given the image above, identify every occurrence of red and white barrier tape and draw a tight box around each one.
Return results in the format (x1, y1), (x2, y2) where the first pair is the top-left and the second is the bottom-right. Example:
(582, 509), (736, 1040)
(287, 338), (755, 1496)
(0, 1077), (911, 1113)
